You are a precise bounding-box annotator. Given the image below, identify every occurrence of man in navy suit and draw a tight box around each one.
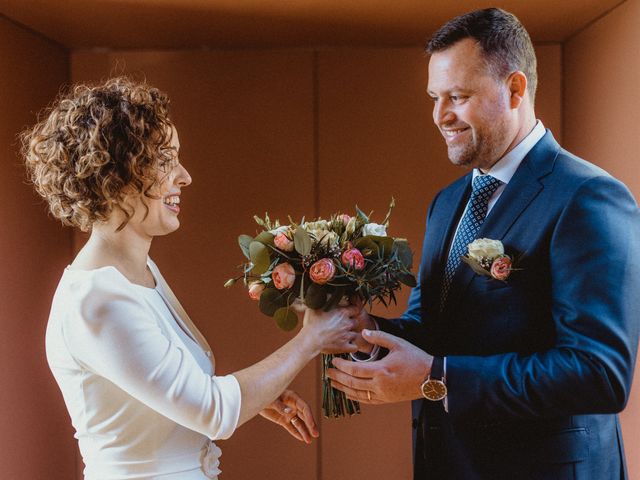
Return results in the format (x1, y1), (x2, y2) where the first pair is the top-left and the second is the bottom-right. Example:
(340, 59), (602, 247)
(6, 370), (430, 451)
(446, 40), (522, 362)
(327, 8), (640, 479)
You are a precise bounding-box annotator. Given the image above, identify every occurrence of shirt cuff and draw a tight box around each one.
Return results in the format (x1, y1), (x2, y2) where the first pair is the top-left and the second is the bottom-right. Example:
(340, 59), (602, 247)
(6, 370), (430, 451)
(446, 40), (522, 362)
(443, 357), (449, 412)
(350, 318), (381, 362)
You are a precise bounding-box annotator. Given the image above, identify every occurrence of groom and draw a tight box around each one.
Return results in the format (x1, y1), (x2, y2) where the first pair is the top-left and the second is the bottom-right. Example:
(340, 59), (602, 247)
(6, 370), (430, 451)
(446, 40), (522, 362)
(327, 7), (640, 479)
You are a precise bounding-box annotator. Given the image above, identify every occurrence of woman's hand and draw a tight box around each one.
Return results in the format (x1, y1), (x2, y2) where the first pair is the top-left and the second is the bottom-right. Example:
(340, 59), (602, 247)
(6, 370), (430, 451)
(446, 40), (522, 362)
(301, 305), (360, 354)
(259, 389), (319, 443)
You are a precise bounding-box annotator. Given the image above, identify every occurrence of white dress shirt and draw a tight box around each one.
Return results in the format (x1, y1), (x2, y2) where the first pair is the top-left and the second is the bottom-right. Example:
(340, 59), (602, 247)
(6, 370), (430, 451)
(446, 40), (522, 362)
(46, 258), (241, 479)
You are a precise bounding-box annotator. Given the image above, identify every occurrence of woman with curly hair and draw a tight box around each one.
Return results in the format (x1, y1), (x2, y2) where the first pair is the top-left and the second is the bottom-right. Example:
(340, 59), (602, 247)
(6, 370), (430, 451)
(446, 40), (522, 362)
(22, 77), (359, 479)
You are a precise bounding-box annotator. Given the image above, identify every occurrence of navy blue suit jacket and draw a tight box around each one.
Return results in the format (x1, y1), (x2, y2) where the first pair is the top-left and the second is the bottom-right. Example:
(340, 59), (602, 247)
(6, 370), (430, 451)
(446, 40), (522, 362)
(382, 131), (640, 479)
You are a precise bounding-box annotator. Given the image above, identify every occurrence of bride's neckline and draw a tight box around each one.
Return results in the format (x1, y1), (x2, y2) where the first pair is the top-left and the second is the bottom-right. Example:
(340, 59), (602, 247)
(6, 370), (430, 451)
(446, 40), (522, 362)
(65, 262), (158, 291)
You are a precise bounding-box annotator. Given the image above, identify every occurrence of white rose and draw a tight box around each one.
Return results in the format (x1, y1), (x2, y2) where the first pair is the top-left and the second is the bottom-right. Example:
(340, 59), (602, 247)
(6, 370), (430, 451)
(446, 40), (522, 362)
(362, 223), (387, 237)
(467, 238), (504, 261)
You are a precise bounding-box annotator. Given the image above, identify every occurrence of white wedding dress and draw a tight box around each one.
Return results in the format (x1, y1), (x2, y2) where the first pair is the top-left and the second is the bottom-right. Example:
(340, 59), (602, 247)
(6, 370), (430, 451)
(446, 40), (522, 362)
(46, 258), (241, 479)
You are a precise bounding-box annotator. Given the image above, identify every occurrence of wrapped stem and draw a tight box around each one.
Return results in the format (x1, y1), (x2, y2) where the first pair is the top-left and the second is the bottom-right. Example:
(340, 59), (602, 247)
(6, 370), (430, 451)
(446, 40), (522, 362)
(322, 353), (360, 418)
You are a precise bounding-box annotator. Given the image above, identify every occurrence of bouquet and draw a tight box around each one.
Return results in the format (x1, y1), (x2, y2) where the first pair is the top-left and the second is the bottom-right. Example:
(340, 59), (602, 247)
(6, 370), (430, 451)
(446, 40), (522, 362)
(225, 199), (416, 418)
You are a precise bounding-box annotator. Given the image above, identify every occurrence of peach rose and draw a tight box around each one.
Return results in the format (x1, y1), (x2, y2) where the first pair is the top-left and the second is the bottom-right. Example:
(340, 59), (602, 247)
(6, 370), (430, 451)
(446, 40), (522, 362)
(490, 256), (512, 281)
(341, 248), (365, 270)
(274, 232), (295, 252)
(248, 282), (266, 300)
(309, 258), (336, 285)
(272, 263), (296, 290)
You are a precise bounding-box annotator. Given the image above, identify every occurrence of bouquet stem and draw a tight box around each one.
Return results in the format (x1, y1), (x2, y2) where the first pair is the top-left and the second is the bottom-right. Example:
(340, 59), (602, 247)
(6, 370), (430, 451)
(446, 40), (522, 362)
(321, 353), (361, 418)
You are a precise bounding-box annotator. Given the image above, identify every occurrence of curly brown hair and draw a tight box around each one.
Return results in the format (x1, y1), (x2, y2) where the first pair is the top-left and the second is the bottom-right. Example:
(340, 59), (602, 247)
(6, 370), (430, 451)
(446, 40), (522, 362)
(21, 77), (176, 232)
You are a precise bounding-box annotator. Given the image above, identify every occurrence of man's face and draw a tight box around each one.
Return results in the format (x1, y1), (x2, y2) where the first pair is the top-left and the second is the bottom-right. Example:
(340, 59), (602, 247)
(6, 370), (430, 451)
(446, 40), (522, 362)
(427, 38), (517, 171)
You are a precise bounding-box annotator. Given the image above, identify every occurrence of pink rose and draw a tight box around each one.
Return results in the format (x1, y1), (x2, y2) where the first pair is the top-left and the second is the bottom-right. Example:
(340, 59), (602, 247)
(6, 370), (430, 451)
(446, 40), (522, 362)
(337, 214), (352, 226)
(490, 256), (512, 281)
(341, 248), (365, 270)
(248, 282), (265, 300)
(309, 258), (336, 285)
(274, 232), (295, 252)
(272, 263), (296, 290)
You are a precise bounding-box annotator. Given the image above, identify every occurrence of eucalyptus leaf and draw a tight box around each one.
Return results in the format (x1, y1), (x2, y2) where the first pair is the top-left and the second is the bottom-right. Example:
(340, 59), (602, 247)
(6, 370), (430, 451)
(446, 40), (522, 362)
(293, 227), (312, 256)
(238, 234), (253, 259)
(353, 237), (379, 256)
(323, 286), (346, 312)
(259, 288), (288, 316)
(355, 206), (370, 223)
(397, 272), (417, 288)
(393, 239), (413, 270)
(370, 235), (394, 258)
(305, 282), (328, 309)
(273, 307), (299, 331)
(249, 241), (271, 275)
(254, 231), (275, 246)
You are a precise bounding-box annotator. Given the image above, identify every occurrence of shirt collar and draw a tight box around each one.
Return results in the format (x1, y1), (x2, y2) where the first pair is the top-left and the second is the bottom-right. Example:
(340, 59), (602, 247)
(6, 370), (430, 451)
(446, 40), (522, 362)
(473, 120), (546, 185)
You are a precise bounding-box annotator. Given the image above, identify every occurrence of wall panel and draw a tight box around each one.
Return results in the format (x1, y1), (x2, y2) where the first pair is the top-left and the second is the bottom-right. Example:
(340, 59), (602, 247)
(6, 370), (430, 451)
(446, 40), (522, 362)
(564, 1), (640, 477)
(0, 16), (73, 480)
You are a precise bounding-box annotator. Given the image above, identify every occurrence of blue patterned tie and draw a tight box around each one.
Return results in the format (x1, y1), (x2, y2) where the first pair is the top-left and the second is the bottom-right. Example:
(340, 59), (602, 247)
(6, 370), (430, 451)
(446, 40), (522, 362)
(440, 175), (503, 309)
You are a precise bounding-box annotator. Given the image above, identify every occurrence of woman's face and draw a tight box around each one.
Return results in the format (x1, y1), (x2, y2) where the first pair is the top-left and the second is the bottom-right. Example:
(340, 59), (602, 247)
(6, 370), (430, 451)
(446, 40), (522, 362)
(128, 127), (192, 237)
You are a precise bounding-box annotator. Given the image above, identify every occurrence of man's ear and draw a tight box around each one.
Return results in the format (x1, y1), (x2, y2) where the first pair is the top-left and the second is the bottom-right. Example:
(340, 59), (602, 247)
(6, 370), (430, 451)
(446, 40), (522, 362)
(507, 71), (528, 109)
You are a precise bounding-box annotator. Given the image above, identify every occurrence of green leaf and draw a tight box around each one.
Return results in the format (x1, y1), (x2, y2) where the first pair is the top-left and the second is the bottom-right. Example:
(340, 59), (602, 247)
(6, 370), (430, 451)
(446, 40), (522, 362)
(249, 241), (271, 275)
(305, 282), (328, 309)
(259, 288), (288, 316)
(370, 235), (394, 258)
(293, 227), (312, 256)
(397, 272), (417, 288)
(355, 205), (370, 223)
(273, 306), (298, 331)
(323, 286), (346, 312)
(254, 231), (275, 246)
(224, 278), (236, 288)
(393, 239), (413, 270)
(460, 255), (491, 276)
(238, 235), (253, 259)
(353, 236), (379, 256)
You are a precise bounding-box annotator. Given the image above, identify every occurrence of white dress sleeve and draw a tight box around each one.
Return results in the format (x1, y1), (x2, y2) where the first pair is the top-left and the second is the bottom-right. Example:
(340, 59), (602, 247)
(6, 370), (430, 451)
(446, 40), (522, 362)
(62, 267), (241, 440)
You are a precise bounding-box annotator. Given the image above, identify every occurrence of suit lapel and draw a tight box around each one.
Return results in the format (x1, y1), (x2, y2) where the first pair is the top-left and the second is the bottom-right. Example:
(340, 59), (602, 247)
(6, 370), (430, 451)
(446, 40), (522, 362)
(443, 130), (560, 311)
(430, 176), (472, 275)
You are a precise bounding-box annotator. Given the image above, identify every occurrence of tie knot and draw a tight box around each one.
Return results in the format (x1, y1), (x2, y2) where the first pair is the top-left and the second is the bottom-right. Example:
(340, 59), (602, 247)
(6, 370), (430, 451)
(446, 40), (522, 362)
(472, 174), (502, 197)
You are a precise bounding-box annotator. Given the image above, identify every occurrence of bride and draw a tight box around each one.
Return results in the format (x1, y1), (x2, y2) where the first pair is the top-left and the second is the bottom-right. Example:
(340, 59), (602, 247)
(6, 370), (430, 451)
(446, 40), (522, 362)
(21, 77), (360, 479)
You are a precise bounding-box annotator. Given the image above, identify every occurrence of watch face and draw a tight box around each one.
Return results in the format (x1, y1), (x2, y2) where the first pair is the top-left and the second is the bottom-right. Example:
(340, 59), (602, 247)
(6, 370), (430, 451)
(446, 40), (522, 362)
(422, 379), (447, 401)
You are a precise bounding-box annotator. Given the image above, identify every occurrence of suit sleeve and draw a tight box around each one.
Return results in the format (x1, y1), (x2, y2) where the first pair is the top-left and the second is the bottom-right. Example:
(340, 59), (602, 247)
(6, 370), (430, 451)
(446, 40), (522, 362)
(376, 192), (440, 352)
(62, 271), (241, 440)
(446, 175), (640, 422)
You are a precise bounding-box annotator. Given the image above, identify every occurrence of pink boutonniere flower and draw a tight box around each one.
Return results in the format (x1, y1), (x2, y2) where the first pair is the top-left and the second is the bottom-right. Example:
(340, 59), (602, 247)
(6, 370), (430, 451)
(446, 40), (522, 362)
(461, 238), (519, 281)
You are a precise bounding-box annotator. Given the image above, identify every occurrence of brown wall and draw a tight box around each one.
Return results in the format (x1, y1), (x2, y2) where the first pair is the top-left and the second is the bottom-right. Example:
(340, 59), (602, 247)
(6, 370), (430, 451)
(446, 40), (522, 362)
(0, 16), (74, 480)
(68, 44), (561, 479)
(564, 0), (640, 476)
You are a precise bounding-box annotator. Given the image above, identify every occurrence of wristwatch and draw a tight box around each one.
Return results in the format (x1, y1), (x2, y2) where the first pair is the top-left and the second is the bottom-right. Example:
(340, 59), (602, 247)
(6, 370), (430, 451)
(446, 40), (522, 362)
(420, 356), (447, 401)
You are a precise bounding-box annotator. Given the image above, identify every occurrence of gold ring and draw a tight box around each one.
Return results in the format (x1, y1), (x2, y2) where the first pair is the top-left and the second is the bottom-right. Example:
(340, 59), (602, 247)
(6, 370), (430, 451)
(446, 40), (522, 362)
(367, 390), (371, 401)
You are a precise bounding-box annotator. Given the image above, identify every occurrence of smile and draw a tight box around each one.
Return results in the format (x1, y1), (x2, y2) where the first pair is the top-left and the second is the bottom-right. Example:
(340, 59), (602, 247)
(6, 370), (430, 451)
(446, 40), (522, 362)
(442, 127), (469, 143)
(163, 195), (181, 213)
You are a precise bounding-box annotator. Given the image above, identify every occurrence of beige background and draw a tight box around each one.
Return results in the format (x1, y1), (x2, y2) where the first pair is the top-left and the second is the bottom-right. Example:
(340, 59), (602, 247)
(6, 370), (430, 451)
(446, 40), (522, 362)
(0, 1), (638, 478)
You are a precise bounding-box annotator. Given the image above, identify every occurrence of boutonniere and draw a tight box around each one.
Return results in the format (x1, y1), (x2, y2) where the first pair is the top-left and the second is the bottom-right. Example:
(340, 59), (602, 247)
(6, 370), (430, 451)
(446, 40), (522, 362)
(461, 238), (518, 281)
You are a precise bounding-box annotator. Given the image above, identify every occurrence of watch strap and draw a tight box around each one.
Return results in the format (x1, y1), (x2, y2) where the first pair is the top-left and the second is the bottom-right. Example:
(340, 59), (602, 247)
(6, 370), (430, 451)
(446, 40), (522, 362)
(430, 356), (444, 381)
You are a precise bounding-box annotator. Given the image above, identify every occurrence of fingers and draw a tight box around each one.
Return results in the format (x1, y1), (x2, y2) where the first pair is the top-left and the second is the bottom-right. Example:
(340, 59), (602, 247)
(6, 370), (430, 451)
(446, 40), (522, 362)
(360, 329), (400, 349)
(283, 390), (319, 438)
(331, 356), (378, 377)
(328, 377), (384, 405)
(326, 367), (373, 391)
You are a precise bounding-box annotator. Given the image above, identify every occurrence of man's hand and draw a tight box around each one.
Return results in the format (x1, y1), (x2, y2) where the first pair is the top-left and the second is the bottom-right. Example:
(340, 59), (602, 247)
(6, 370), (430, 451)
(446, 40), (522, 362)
(259, 389), (319, 444)
(326, 329), (433, 404)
